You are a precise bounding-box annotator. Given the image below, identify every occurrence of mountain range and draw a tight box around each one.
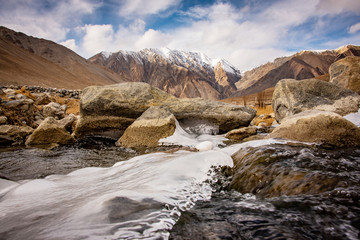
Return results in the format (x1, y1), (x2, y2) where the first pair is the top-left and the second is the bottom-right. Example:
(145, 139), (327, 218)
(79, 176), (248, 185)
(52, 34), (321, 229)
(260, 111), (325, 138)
(1, 26), (359, 100)
(89, 48), (240, 99)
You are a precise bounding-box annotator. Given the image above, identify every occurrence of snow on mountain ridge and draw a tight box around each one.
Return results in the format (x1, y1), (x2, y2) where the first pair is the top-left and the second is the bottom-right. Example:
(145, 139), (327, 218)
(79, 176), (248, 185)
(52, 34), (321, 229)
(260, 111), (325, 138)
(100, 48), (240, 75)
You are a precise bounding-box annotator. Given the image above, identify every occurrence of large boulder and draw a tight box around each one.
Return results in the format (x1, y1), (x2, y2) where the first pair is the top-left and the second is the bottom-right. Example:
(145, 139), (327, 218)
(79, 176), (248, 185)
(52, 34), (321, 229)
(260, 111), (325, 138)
(272, 78), (360, 123)
(329, 56), (360, 94)
(80, 82), (173, 118)
(0, 125), (33, 145)
(117, 106), (176, 148)
(26, 117), (75, 146)
(75, 82), (256, 138)
(229, 143), (356, 198)
(266, 111), (360, 148)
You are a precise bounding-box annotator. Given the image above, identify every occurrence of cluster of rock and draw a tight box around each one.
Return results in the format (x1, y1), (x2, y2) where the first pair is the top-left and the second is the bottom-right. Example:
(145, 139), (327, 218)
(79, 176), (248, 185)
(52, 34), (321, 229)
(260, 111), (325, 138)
(0, 82), (256, 148)
(0, 86), (78, 146)
(75, 82), (256, 148)
(1, 85), (81, 99)
(230, 56), (360, 198)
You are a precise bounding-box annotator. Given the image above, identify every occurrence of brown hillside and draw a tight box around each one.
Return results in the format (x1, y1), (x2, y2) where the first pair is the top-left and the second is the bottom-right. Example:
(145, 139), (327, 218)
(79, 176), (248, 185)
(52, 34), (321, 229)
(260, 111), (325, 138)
(0, 26), (127, 89)
(233, 45), (360, 97)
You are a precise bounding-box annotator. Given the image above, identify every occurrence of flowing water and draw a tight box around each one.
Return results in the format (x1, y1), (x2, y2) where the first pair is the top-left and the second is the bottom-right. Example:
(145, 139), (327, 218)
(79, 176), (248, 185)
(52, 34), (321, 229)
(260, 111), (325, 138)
(0, 123), (359, 239)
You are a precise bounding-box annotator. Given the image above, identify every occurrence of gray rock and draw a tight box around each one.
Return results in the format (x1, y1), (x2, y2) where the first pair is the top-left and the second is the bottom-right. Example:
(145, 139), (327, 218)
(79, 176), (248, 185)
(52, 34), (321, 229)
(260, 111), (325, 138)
(42, 102), (66, 119)
(266, 110), (360, 148)
(117, 106), (176, 148)
(15, 94), (26, 100)
(3, 89), (16, 95)
(272, 78), (360, 123)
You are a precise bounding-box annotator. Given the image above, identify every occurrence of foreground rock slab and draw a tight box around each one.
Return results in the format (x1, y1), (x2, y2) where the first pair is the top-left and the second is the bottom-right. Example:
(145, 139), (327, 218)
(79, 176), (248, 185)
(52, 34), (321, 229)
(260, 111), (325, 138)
(266, 111), (360, 148)
(230, 143), (357, 198)
(117, 106), (176, 148)
(76, 82), (256, 138)
(272, 78), (360, 123)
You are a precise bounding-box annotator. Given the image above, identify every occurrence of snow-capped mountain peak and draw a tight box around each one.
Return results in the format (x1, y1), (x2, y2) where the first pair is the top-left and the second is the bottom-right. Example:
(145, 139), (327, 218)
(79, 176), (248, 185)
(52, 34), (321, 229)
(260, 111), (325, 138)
(99, 48), (240, 75)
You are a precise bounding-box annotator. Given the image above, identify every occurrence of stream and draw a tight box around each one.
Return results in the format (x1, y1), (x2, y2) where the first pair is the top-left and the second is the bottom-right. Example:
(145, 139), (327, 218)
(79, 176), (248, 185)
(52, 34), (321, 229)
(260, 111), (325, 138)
(0, 122), (359, 239)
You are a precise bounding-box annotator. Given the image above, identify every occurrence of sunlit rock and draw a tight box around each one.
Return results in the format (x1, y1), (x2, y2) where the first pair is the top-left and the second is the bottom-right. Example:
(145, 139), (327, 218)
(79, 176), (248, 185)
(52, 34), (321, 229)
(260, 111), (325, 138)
(26, 117), (75, 146)
(225, 126), (257, 141)
(267, 111), (360, 148)
(329, 56), (360, 94)
(272, 78), (360, 123)
(117, 106), (176, 148)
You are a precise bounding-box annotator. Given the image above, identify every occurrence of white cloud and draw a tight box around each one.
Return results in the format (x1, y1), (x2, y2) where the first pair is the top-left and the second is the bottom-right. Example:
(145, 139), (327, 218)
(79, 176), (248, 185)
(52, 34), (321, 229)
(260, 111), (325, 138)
(0, 0), (97, 42)
(316, 0), (360, 15)
(130, 19), (146, 33)
(60, 39), (78, 52)
(135, 29), (171, 49)
(349, 22), (360, 34)
(3, 0), (359, 72)
(119, 0), (179, 17)
(81, 24), (115, 56)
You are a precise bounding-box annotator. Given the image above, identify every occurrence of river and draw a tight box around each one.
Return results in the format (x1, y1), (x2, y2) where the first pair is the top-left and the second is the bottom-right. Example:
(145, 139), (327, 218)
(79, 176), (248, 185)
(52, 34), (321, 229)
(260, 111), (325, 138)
(0, 119), (359, 239)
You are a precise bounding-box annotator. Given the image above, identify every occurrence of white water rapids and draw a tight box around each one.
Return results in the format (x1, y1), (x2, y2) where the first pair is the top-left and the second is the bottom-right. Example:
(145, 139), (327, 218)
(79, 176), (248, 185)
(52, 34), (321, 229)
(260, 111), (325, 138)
(0, 122), (237, 240)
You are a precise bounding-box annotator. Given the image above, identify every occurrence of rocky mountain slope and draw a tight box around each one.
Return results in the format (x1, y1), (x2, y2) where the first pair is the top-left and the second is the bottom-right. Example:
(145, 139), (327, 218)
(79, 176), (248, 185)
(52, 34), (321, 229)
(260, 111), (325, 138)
(89, 48), (240, 100)
(0, 26), (126, 89)
(232, 45), (360, 97)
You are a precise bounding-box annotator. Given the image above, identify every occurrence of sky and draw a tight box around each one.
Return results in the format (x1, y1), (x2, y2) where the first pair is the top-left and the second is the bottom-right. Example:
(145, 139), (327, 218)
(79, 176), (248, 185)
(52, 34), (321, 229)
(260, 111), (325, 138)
(0, 0), (360, 71)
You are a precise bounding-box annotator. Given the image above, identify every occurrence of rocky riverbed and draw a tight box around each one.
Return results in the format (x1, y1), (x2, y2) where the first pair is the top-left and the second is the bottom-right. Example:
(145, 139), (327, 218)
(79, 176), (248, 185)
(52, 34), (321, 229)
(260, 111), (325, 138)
(1, 75), (360, 239)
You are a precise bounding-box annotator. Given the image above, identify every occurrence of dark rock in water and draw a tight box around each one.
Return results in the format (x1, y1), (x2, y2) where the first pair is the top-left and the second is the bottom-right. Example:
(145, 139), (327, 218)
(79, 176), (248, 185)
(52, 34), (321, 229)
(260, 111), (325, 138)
(117, 106), (176, 148)
(272, 78), (360, 123)
(105, 197), (164, 223)
(171, 146), (360, 239)
(229, 143), (360, 198)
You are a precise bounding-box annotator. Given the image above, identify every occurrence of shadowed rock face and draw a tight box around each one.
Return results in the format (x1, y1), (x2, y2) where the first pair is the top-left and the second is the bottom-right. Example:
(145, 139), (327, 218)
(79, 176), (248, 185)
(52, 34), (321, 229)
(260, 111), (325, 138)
(272, 78), (360, 123)
(75, 82), (256, 138)
(89, 49), (240, 100)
